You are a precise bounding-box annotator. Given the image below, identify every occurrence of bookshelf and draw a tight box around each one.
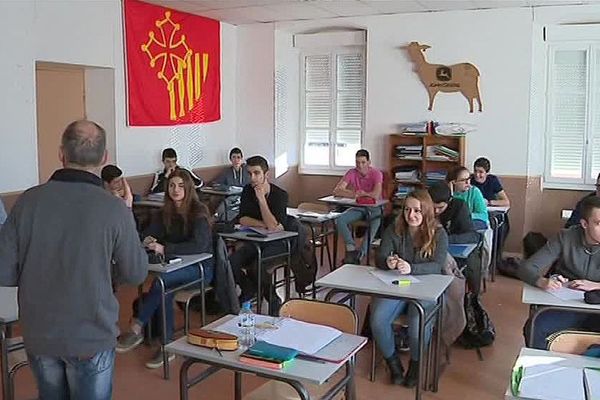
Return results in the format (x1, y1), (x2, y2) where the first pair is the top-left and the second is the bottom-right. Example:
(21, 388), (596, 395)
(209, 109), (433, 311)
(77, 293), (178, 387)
(387, 133), (466, 204)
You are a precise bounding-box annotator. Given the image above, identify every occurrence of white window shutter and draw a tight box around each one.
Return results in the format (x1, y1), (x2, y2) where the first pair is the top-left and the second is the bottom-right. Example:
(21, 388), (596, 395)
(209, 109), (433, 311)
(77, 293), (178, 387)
(335, 52), (364, 167)
(548, 49), (587, 180)
(591, 48), (600, 181)
(304, 54), (331, 166)
(301, 48), (365, 171)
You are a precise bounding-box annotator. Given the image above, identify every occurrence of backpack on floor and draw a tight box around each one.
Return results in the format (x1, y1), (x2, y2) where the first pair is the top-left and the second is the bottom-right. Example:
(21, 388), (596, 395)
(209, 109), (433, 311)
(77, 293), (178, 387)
(497, 257), (521, 279)
(523, 232), (547, 259)
(457, 292), (496, 349)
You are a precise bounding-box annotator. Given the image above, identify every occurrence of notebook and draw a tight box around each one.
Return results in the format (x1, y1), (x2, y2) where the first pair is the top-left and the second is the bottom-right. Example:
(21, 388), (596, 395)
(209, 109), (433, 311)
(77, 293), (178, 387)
(239, 341), (298, 370)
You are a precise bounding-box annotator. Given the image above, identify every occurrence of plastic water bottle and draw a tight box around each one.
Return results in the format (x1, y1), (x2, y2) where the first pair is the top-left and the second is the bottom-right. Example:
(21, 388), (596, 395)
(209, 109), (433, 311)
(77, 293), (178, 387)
(238, 301), (256, 348)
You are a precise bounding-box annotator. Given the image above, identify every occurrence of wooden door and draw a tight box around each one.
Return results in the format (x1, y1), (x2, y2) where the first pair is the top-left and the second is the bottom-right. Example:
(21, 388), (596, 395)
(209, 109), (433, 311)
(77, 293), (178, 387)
(36, 63), (85, 183)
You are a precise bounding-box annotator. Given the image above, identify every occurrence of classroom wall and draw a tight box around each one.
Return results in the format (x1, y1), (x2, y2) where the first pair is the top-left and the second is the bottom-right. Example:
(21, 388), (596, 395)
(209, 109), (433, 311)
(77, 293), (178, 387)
(261, 7), (532, 176)
(236, 7), (533, 251)
(236, 24), (275, 162)
(0, 0), (238, 194)
(234, 5), (600, 253)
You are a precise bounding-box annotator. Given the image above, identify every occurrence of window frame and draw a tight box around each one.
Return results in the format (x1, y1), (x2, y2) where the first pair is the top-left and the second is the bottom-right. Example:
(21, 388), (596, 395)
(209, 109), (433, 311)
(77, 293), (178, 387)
(544, 42), (600, 190)
(299, 46), (366, 176)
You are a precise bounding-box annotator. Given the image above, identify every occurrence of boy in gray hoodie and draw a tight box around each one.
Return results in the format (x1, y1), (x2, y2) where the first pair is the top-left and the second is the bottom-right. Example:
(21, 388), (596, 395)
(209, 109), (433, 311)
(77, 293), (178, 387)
(520, 195), (600, 349)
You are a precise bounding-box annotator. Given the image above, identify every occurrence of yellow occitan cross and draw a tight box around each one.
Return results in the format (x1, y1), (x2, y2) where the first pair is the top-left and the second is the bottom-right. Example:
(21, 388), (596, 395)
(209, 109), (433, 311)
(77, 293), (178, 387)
(141, 11), (209, 121)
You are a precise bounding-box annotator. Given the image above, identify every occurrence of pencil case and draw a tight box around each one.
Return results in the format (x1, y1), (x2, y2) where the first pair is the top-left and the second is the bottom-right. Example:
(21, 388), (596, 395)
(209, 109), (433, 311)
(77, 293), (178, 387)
(187, 329), (239, 351)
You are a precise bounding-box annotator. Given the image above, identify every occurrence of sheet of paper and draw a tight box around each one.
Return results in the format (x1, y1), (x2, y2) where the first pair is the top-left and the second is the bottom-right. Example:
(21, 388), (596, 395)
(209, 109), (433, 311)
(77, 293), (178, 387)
(260, 318), (342, 355)
(584, 368), (600, 400)
(214, 316), (342, 355)
(518, 363), (584, 400)
(368, 268), (421, 285)
(297, 211), (326, 218)
(549, 286), (585, 302)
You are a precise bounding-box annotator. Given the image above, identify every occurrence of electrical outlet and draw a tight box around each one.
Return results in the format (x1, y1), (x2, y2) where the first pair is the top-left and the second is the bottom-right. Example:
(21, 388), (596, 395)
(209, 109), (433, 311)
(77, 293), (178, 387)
(561, 209), (573, 219)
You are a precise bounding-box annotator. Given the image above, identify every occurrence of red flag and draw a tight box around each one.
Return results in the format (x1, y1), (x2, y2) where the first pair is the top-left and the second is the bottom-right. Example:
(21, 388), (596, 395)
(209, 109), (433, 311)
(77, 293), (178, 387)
(124, 0), (220, 126)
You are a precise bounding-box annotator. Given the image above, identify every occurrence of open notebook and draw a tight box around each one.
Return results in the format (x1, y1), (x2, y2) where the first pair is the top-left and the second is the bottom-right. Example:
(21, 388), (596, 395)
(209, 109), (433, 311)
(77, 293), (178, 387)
(216, 316), (342, 355)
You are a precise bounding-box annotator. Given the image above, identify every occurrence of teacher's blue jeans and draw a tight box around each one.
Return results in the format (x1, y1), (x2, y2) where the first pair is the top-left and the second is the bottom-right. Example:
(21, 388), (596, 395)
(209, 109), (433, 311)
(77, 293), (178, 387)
(370, 297), (436, 360)
(28, 349), (115, 400)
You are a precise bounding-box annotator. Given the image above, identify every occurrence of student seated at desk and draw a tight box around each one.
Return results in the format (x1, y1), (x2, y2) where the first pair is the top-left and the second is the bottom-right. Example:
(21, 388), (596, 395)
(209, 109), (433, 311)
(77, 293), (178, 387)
(214, 147), (250, 187)
(101, 164), (134, 208)
(519, 195), (600, 350)
(565, 172), (600, 228)
(117, 169), (214, 369)
(150, 147), (203, 194)
(212, 147), (250, 221)
(471, 157), (510, 207)
(428, 182), (478, 243)
(371, 189), (448, 387)
(333, 149), (383, 264)
(429, 182), (482, 292)
(229, 155), (288, 314)
(447, 166), (489, 230)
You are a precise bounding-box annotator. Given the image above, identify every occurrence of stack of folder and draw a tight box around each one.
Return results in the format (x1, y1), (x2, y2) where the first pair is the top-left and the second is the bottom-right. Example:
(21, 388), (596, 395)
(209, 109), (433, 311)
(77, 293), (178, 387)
(395, 145), (423, 160)
(239, 341), (298, 370)
(425, 145), (458, 161)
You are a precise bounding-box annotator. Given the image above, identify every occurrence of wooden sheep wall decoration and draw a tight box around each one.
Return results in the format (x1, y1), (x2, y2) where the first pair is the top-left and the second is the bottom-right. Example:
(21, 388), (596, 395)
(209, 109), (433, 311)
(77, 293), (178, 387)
(406, 42), (482, 113)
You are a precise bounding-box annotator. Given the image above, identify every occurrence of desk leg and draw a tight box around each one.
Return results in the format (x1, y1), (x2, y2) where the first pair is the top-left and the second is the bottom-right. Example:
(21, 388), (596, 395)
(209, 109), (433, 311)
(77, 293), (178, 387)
(234, 371), (242, 400)
(346, 353), (356, 400)
(281, 380), (310, 400)
(333, 223), (339, 269)
(285, 239), (292, 302)
(255, 244), (263, 315)
(199, 264), (206, 328)
(365, 208), (372, 265)
(412, 301), (426, 400)
(1, 325), (10, 400)
(157, 277), (170, 380)
(432, 295), (444, 392)
(179, 359), (220, 400)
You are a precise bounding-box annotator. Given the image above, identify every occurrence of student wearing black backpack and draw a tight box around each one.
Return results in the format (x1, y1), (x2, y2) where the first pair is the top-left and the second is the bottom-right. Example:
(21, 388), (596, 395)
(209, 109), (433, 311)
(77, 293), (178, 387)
(371, 189), (448, 387)
(519, 196), (600, 349)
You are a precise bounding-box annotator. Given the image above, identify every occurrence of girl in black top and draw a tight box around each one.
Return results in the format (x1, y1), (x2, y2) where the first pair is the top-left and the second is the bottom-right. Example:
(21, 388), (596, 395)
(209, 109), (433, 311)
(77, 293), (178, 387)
(117, 169), (214, 369)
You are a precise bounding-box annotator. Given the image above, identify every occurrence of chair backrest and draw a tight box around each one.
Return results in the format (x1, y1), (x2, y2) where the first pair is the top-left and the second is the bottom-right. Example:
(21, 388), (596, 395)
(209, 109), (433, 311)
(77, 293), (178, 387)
(547, 331), (600, 354)
(298, 202), (330, 214)
(279, 299), (358, 334)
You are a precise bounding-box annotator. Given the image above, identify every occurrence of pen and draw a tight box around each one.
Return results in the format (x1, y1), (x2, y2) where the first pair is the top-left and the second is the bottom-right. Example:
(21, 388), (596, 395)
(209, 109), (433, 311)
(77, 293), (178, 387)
(392, 279), (411, 287)
(295, 354), (326, 364)
(214, 347), (223, 357)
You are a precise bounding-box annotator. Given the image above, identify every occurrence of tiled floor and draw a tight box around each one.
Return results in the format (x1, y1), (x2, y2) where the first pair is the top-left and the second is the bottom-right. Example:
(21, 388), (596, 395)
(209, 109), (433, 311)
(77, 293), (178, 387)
(12, 271), (529, 399)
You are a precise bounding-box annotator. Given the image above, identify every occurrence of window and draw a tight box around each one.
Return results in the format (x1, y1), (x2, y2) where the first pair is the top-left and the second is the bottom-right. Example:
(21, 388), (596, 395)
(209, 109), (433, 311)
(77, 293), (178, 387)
(300, 47), (365, 174)
(545, 44), (600, 187)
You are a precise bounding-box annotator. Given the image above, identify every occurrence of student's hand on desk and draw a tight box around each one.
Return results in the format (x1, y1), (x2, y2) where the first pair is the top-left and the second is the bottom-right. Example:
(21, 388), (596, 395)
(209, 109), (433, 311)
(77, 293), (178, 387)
(355, 190), (367, 197)
(568, 280), (600, 292)
(386, 255), (400, 269)
(147, 242), (164, 255)
(397, 260), (411, 275)
(536, 276), (564, 291)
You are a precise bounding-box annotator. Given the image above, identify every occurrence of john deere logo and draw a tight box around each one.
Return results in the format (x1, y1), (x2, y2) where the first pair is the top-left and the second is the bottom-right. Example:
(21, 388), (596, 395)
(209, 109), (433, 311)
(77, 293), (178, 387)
(436, 67), (452, 81)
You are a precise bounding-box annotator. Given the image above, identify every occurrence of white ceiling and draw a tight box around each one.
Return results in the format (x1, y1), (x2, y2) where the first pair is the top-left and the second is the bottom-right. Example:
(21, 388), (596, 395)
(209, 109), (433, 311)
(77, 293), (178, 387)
(145, 0), (600, 25)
